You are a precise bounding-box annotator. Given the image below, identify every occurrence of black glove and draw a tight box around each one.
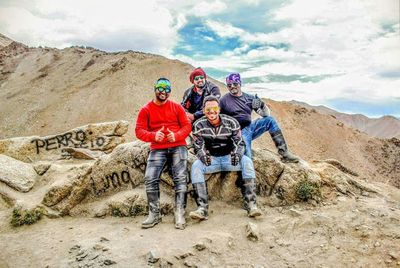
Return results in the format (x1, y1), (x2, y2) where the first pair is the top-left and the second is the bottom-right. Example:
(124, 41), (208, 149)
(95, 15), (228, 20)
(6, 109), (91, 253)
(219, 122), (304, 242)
(252, 94), (265, 110)
(200, 154), (212, 166)
(231, 152), (241, 166)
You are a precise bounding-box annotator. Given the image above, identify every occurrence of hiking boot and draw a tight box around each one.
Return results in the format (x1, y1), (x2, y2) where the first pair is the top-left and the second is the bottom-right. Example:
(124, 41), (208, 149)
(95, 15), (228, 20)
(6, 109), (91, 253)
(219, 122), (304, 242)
(174, 191), (187, 230)
(270, 130), (300, 163)
(242, 179), (262, 218)
(189, 182), (209, 221)
(142, 191), (161, 229)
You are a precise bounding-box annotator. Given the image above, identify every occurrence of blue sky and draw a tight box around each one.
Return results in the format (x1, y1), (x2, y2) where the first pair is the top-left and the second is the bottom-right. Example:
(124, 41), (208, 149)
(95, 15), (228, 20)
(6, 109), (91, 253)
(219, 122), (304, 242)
(0, 0), (399, 118)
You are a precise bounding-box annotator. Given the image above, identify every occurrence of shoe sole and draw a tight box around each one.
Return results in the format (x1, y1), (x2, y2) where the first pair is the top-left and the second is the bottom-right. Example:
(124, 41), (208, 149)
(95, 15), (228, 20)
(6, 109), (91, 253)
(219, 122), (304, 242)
(189, 213), (208, 221)
(248, 211), (262, 217)
(141, 220), (161, 229)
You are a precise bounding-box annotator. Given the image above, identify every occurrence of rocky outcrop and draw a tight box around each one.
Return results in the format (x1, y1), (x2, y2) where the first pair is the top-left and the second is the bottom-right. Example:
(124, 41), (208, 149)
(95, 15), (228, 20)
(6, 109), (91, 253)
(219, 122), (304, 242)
(0, 123), (381, 225)
(0, 120), (129, 163)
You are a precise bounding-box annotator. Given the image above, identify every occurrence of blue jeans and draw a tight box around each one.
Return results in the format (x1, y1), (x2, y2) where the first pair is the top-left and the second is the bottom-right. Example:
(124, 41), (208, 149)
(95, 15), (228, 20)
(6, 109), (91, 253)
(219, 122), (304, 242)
(144, 146), (188, 193)
(242, 116), (280, 158)
(191, 155), (256, 184)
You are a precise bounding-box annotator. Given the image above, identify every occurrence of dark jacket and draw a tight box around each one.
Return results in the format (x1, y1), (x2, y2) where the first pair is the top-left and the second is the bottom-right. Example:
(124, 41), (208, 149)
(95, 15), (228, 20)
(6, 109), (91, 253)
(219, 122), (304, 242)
(181, 81), (221, 120)
(192, 114), (245, 159)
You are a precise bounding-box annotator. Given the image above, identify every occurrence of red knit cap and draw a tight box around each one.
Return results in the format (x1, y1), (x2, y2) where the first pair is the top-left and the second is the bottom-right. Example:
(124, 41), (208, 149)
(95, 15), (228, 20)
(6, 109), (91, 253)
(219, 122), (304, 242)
(189, 67), (206, 83)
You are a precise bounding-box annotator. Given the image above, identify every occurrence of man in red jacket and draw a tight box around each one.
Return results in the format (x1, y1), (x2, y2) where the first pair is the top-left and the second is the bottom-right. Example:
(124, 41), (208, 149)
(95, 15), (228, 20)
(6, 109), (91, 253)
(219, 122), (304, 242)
(135, 78), (192, 230)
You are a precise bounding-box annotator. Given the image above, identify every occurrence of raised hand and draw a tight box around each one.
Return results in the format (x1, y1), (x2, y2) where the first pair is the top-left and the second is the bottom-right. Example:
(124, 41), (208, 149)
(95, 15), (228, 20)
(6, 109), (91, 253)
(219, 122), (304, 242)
(155, 126), (165, 142)
(252, 94), (264, 110)
(166, 128), (176, 143)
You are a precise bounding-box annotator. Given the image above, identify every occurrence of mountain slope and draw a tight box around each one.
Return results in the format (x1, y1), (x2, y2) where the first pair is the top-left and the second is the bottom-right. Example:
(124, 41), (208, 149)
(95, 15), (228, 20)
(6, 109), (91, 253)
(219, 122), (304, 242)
(290, 101), (400, 139)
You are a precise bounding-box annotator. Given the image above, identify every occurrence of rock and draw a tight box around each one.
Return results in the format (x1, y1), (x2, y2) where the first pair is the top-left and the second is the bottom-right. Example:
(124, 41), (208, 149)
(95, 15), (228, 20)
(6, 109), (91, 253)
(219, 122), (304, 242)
(0, 154), (37, 192)
(33, 162), (51, 175)
(193, 242), (206, 251)
(160, 258), (173, 268)
(288, 208), (302, 217)
(103, 259), (116, 265)
(245, 222), (260, 241)
(63, 147), (105, 160)
(183, 258), (198, 268)
(146, 250), (160, 264)
(174, 251), (193, 260)
(0, 120), (128, 162)
(389, 251), (399, 260)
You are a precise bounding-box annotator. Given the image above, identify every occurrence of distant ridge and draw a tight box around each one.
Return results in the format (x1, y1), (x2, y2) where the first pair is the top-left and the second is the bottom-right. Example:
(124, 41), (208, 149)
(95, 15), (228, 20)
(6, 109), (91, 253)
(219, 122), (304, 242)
(290, 100), (400, 139)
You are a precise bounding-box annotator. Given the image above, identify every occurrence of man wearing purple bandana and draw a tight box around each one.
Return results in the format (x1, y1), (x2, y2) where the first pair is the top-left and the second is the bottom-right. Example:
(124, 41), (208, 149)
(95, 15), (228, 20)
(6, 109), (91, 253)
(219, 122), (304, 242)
(220, 73), (299, 163)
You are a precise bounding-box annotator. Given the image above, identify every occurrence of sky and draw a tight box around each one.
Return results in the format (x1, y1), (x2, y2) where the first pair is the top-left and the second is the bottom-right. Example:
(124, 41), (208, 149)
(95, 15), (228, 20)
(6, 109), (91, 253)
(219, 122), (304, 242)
(0, 0), (399, 118)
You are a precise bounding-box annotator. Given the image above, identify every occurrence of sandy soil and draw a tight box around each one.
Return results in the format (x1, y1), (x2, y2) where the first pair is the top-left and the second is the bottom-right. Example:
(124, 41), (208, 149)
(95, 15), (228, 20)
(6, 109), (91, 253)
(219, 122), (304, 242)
(1, 185), (399, 268)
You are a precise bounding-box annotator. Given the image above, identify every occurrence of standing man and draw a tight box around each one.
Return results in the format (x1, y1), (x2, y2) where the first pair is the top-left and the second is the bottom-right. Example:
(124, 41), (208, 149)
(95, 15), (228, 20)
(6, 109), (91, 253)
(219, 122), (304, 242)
(190, 95), (262, 220)
(135, 78), (192, 230)
(220, 73), (299, 163)
(181, 67), (221, 124)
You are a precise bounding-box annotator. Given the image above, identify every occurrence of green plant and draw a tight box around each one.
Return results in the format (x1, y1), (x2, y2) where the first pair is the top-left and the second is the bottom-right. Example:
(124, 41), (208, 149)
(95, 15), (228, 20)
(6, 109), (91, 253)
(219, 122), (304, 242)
(129, 204), (146, 216)
(295, 179), (321, 201)
(111, 207), (123, 217)
(11, 207), (44, 227)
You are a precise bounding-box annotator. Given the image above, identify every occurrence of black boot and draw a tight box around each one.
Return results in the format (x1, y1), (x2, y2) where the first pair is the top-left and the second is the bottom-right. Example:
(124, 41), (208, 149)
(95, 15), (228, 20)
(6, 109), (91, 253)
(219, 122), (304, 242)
(174, 191), (187, 230)
(242, 179), (262, 217)
(270, 130), (300, 163)
(141, 191), (161, 229)
(189, 182), (209, 221)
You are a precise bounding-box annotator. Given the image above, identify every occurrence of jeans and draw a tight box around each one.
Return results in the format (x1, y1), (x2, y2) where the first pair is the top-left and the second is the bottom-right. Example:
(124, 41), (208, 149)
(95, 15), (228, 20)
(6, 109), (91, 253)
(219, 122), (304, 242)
(242, 116), (280, 158)
(191, 155), (256, 184)
(144, 146), (188, 193)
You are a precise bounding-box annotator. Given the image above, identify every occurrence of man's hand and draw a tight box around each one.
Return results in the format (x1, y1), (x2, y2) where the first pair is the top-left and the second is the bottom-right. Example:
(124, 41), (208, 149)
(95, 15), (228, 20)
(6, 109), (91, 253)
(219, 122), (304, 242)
(155, 126), (165, 142)
(166, 128), (176, 143)
(231, 152), (241, 166)
(252, 94), (265, 110)
(186, 112), (195, 123)
(200, 154), (212, 166)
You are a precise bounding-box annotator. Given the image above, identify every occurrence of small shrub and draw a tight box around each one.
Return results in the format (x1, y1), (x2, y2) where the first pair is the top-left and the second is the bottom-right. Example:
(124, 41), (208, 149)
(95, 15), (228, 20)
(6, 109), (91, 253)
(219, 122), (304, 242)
(130, 204), (146, 216)
(295, 179), (321, 201)
(111, 207), (123, 217)
(11, 207), (44, 227)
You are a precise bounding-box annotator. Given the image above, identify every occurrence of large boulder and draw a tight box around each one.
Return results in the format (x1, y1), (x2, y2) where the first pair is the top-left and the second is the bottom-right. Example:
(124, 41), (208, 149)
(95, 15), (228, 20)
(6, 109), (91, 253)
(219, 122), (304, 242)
(0, 120), (129, 162)
(0, 154), (37, 192)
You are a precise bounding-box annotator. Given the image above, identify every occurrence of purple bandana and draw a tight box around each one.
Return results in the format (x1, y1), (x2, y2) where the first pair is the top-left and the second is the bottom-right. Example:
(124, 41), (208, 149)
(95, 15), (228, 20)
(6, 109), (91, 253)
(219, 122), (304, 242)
(226, 73), (241, 85)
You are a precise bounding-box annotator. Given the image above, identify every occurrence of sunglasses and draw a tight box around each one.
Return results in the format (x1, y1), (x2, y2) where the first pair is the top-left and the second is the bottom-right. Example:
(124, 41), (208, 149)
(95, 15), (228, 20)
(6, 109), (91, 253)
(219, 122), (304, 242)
(204, 106), (219, 113)
(227, 82), (240, 88)
(155, 86), (171, 93)
(194, 76), (205, 81)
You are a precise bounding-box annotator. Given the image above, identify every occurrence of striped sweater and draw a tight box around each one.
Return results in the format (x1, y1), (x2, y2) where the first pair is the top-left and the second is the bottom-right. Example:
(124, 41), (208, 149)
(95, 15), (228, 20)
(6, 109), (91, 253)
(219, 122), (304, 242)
(192, 114), (245, 159)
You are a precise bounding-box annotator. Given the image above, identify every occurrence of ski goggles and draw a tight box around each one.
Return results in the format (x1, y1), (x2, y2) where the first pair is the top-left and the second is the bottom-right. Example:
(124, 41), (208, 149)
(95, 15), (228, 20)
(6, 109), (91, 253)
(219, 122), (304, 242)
(154, 79), (171, 93)
(204, 106), (220, 113)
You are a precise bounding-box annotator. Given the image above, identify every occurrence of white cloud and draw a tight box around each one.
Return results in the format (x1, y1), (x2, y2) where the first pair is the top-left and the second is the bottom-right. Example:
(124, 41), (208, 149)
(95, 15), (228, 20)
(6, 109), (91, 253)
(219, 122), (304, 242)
(198, 0), (400, 108)
(187, 0), (227, 17)
(0, 0), (179, 54)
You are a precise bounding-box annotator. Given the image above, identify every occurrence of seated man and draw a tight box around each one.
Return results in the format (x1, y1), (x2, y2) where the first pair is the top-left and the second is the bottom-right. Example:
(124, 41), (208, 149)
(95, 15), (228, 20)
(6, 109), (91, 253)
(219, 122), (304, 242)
(220, 73), (299, 163)
(190, 95), (262, 220)
(181, 67), (221, 124)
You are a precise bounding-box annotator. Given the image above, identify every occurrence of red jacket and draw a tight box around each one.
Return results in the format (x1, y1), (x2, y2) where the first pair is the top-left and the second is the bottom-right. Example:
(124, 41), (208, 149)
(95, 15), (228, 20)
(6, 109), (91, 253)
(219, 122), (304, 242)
(135, 100), (191, 150)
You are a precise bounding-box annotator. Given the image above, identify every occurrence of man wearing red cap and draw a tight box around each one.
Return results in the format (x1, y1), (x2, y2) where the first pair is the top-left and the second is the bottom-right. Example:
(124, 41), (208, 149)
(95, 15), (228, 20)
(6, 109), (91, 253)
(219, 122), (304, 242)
(181, 67), (221, 123)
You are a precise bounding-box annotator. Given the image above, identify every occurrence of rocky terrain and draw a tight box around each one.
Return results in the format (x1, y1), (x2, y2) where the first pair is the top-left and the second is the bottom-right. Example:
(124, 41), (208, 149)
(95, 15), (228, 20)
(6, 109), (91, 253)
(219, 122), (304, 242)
(0, 121), (399, 267)
(0, 34), (399, 267)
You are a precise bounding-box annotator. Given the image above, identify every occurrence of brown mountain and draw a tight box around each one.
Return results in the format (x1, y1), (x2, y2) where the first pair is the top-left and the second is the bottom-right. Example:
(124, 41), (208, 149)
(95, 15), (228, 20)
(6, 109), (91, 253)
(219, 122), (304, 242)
(290, 100), (400, 139)
(0, 35), (399, 188)
(0, 33), (13, 48)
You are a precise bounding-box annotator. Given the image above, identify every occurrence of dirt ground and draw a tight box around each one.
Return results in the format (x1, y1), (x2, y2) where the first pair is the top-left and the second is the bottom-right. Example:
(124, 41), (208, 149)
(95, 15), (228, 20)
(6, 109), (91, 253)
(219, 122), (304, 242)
(1, 183), (399, 268)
